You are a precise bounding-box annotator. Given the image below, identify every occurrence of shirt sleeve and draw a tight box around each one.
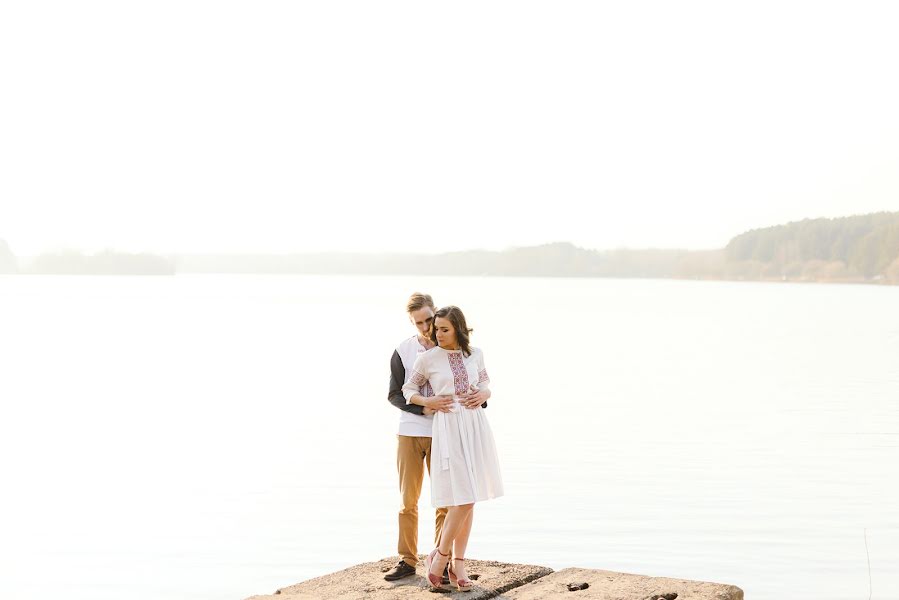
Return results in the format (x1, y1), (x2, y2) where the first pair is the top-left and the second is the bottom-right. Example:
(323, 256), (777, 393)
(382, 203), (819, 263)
(388, 350), (425, 415)
(402, 352), (430, 404)
(476, 348), (490, 408)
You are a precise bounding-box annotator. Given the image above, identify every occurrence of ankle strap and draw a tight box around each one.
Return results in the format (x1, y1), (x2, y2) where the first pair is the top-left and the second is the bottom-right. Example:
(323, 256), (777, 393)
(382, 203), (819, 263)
(435, 548), (449, 557)
(453, 557), (465, 561)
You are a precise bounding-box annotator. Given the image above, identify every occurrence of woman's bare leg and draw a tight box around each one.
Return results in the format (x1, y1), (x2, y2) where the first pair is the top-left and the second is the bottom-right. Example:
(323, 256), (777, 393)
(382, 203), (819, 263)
(451, 507), (474, 581)
(431, 504), (473, 578)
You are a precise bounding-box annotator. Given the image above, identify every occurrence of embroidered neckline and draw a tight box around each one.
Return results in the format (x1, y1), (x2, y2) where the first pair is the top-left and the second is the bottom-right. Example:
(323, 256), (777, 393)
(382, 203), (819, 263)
(447, 351), (471, 395)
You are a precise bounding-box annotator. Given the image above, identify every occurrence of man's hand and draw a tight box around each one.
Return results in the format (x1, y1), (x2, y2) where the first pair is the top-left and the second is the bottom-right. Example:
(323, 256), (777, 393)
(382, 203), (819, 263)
(458, 387), (488, 409)
(424, 395), (454, 412)
(423, 407), (436, 416)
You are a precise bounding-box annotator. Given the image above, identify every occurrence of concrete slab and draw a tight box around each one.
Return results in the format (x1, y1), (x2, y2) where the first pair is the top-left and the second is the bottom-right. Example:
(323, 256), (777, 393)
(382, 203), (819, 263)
(498, 567), (744, 600)
(244, 555), (554, 600)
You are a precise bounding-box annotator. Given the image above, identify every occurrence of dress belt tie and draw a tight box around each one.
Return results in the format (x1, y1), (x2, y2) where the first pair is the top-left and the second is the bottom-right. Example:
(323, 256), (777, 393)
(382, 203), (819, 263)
(441, 398), (461, 471)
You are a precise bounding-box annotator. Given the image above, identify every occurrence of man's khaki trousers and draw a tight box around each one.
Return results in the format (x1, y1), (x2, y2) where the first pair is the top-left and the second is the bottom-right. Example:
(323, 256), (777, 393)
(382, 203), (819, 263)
(397, 434), (448, 567)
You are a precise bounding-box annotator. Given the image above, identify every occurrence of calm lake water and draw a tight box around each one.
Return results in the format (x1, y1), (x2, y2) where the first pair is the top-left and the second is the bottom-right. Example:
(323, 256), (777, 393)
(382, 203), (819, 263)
(0, 274), (897, 600)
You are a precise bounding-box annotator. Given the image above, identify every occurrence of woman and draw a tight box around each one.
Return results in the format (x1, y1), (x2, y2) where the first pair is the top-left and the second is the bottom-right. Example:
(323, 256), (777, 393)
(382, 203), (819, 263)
(402, 305), (504, 591)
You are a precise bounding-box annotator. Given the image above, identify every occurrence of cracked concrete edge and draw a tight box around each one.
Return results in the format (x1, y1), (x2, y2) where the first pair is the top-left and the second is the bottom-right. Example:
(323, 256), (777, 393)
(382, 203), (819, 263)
(475, 564), (555, 599)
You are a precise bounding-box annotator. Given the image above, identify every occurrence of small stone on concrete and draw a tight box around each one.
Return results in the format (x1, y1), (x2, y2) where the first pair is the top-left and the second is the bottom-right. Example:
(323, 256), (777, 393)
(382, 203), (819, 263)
(567, 582), (590, 591)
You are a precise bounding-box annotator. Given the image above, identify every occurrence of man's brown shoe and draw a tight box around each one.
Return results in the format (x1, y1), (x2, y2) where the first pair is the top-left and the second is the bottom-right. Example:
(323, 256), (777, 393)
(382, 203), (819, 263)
(383, 560), (416, 581)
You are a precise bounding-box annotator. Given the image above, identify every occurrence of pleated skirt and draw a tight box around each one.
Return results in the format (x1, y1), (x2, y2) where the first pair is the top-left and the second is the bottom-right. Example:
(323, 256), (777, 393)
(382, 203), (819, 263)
(430, 401), (504, 507)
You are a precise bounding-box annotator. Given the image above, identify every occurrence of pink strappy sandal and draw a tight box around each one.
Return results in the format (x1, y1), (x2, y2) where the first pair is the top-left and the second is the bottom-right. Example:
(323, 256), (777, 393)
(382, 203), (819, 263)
(448, 557), (473, 592)
(423, 548), (449, 590)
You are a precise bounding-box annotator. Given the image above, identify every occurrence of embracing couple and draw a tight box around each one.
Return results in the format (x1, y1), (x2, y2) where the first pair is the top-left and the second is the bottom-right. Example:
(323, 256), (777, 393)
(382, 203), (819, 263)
(384, 292), (504, 591)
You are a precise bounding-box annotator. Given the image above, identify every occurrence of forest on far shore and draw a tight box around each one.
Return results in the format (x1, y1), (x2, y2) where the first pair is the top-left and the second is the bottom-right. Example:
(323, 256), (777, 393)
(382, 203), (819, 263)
(3, 211), (899, 284)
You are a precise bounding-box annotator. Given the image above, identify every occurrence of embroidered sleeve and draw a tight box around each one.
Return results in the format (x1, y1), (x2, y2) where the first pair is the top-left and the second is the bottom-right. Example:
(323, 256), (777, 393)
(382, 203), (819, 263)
(409, 369), (427, 387)
(475, 348), (490, 392)
(402, 353), (430, 404)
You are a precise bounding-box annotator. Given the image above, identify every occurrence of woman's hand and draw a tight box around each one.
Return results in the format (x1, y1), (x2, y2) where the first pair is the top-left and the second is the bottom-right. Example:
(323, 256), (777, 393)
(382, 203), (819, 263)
(424, 395), (454, 412)
(458, 386), (488, 409)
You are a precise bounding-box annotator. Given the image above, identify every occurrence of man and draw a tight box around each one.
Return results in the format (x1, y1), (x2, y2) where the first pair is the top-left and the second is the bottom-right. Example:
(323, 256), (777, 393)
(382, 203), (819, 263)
(383, 292), (489, 582)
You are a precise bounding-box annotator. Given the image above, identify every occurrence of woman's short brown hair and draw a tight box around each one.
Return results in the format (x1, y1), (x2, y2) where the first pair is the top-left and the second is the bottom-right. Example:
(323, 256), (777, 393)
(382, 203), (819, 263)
(429, 305), (474, 356)
(406, 292), (435, 313)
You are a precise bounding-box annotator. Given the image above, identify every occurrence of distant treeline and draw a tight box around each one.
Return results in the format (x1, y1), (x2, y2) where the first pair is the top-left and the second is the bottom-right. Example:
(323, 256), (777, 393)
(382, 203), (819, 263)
(174, 245), (727, 279)
(3, 211), (899, 283)
(20, 250), (175, 275)
(174, 212), (899, 283)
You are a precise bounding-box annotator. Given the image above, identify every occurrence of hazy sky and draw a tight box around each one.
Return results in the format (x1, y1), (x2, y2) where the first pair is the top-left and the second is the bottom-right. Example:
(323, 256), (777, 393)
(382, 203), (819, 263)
(2, 1), (898, 256)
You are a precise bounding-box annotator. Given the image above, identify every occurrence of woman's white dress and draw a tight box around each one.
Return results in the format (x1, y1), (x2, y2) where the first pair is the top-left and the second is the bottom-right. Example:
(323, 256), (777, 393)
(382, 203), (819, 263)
(403, 346), (504, 507)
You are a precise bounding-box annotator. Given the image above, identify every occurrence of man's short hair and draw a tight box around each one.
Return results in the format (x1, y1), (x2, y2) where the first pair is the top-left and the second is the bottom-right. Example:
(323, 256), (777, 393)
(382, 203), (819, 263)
(406, 292), (435, 313)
